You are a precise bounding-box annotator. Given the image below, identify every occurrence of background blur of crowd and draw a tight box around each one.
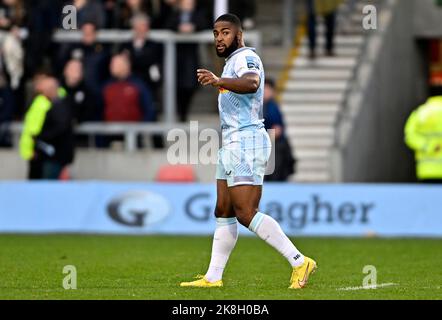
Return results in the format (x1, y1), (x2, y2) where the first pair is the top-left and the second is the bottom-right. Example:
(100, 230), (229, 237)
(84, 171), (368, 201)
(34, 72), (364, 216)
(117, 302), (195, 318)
(0, 0), (258, 149)
(1, 0), (440, 184)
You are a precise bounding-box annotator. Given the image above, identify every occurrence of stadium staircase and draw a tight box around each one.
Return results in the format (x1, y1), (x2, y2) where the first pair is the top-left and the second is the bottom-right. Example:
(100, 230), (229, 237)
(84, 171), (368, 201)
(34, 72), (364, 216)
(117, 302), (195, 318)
(280, 0), (381, 183)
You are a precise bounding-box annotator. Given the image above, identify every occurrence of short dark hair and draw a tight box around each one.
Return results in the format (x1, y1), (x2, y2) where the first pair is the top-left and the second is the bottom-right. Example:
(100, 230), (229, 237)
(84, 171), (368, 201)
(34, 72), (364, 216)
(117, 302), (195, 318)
(81, 21), (97, 30)
(33, 69), (54, 79)
(215, 13), (242, 30)
(265, 78), (276, 89)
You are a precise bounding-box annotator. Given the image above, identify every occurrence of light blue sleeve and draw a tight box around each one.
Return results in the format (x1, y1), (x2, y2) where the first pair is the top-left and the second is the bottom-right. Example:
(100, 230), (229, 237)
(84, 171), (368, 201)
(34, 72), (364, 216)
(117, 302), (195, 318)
(234, 51), (262, 78)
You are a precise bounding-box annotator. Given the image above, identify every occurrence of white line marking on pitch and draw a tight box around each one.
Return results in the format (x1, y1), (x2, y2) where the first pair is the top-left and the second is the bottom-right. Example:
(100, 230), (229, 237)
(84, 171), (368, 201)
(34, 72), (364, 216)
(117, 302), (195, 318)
(337, 283), (398, 291)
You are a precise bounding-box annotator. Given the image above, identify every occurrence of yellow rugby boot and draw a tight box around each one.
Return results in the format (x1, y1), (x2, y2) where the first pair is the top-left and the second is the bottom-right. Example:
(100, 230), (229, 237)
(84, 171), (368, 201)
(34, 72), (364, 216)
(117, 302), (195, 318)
(289, 256), (317, 289)
(180, 275), (223, 288)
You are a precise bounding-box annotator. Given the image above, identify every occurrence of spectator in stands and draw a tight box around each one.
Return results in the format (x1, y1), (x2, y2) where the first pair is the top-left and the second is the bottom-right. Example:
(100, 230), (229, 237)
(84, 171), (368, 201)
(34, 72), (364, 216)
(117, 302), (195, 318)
(0, 0), (26, 30)
(153, 0), (178, 29)
(58, 22), (110, 116)
(0, 71), (13, 147)
(199, 0), (256, 29)
(405, 94), (442, 183)
(24, 0), (62, 78)
(1, 27), (24, 90)
(263, 78), (296, 182)
(0, 30), (16, 147)
(118, 13), (165, 148)
(62, 59), (96, 123)
(165, 0), (209, 122)
(20, 75), (74, 180)
(69, 0), (105, 29)
(102, 0), (119, 28)
(103, 53), (155, 123)
(0, 0), (26, 117)
(306, 0), (343, 59)
(101, 53), (156, 149)
(20, 72), (51, 178)
(114, 0), (178, 29)
(119, 13), (162, 105)
(118, 0), (150, 29)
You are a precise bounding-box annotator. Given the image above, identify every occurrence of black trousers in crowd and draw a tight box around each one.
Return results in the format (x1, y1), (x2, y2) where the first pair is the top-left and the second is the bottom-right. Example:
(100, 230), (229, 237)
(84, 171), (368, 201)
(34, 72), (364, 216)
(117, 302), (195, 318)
(306, 0), (337, 56)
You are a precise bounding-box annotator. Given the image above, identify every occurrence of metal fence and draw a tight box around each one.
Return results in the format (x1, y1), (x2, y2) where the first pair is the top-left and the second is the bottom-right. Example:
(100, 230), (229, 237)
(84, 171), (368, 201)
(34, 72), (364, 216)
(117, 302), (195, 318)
(53, 29), (262, 124)
(2, 29), (262, 152)
(8, 122), (218, 152)
(0, 28), (261, 124)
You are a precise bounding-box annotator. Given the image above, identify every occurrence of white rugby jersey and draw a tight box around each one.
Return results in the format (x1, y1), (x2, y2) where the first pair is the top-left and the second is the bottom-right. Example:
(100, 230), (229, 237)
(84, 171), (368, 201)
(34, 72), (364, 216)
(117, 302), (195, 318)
(218, 47), (265, 145)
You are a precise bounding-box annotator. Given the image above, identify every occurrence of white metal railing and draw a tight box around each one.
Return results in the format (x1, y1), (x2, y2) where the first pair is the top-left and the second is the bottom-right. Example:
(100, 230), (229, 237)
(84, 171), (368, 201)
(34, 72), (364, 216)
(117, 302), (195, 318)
(0, 29), (261, 152)
(8, 121), (219, 152)
(14, 29), (261, 124)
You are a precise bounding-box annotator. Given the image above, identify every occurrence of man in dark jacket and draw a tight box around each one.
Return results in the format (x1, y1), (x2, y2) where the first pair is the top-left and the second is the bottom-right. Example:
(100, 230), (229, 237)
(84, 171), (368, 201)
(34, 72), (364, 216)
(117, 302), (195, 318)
(62, 59), (96, 123)
(0, 59), (14, 147)
(165, 0), (209, 122)
(68, 0), (106, 28)
(263, 78), (296, 182)
(33, 78), (74, 180)
(24, 0), (63, 77)
(306, 0), (342, 59)
(119, 13), (164, 148)
(57, 22), (110, 112)
(62, 59), (97, 148)
(119, 13), (163, 107)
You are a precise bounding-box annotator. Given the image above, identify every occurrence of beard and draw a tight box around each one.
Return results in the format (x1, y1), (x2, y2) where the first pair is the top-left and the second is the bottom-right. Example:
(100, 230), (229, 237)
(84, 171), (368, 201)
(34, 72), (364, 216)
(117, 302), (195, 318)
(216, 36), (240, 58)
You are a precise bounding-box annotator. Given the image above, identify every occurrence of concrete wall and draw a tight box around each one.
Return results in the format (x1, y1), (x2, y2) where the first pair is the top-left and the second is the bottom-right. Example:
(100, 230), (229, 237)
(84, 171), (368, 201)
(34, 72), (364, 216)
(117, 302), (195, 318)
(333, 0), (429, 182)
(414, 0), (442, 37)
(0, 150), (216, 182)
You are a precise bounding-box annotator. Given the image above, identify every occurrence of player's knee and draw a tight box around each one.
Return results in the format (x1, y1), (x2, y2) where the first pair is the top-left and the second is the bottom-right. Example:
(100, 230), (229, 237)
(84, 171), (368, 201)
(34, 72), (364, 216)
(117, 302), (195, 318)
(234, 207), (257, 228)
(214, 203), (233, 218)
(235, 215), (250, 228)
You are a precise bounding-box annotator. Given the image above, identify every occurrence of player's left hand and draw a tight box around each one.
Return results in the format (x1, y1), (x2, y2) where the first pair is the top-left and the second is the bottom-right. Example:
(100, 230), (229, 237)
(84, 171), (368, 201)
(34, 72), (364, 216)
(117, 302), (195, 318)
(197, 69), (220, 87)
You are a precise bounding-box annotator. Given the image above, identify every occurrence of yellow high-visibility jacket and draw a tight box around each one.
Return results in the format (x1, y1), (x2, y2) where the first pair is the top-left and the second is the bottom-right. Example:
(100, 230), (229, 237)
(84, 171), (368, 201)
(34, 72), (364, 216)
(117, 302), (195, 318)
(404, 96), (442, 180)
(19, 88), (67, 161)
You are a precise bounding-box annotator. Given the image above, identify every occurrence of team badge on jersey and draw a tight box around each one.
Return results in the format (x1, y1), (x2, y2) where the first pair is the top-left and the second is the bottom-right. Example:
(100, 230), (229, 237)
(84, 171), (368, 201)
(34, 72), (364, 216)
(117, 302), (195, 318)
(246, 56), (260, 70)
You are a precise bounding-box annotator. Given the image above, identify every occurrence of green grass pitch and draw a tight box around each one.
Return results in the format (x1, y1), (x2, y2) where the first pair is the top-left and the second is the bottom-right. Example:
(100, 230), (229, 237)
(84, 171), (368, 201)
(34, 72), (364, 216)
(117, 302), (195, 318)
(0, 235), (441, 300)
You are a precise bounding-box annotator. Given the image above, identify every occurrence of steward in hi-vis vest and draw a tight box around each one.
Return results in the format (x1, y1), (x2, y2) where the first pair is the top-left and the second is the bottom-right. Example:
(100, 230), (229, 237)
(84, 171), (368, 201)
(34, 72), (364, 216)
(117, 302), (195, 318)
(405, 96), (442, 181)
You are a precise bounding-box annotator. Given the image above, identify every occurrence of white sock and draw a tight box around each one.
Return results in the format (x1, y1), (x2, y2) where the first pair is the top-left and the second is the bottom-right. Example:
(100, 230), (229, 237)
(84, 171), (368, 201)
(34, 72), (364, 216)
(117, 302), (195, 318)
(249, 212), (304, 267)
(205, 217), (238, 282)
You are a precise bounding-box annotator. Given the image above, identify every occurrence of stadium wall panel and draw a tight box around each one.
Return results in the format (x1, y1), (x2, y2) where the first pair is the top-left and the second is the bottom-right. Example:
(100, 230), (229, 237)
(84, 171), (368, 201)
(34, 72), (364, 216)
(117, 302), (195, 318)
(0, 150), (216, 182)
(334, 0), (428, 182)
(0, 182), (441, 237)
(414, 0), (442, 37)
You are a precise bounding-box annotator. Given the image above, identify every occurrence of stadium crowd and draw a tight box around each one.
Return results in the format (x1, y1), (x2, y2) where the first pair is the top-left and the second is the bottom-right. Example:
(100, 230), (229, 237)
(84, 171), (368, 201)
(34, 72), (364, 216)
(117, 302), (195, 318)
(0, 0), (257, 149)
(0, 0), (301, 182)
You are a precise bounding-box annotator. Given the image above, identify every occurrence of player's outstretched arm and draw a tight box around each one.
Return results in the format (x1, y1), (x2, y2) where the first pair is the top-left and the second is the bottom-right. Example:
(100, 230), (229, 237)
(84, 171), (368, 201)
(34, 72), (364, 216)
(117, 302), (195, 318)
(197, 69), (260, 94)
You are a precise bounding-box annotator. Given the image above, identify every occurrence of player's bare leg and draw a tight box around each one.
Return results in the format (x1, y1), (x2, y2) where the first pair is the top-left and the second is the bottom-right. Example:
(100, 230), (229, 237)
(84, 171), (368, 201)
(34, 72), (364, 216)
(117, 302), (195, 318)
(229, 184), (304, 264)
(228, 185), (262, 226)
(229, 185), (317, 289)
(214, 179), (236, 219)
(180, 180), (238, 287)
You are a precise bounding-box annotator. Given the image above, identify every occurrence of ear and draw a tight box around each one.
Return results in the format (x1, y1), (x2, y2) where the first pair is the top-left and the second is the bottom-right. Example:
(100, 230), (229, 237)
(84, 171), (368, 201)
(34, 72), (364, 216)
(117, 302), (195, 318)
(237, 30), (243, 45)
